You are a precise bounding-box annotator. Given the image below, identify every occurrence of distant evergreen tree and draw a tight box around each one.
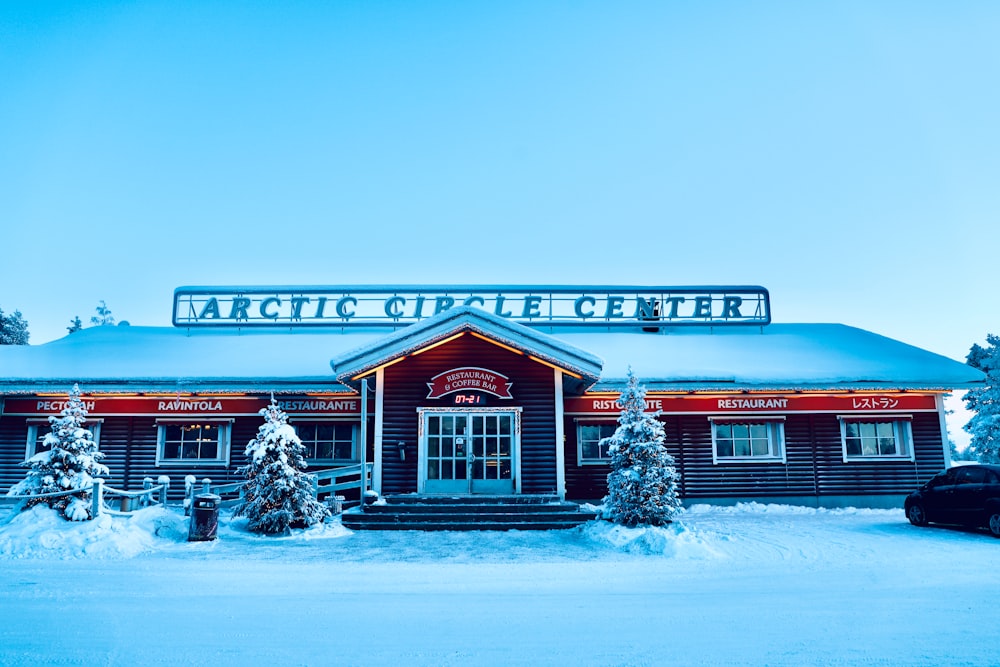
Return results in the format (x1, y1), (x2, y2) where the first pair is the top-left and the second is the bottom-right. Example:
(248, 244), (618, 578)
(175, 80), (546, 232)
(964, 334), (1000, 463)
(948, 437), (976, 462)
(603, 369), (682, 526)
(91, 300), (115, 326)
(0, 308), (30, 345)
(67, 316), (83, 334)
(233, 400), (330, 534)
(6, 385), (109, 520)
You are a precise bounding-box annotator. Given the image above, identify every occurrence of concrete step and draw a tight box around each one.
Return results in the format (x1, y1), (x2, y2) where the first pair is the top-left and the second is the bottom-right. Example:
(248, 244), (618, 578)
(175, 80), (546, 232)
(341, 495), (599, 531)
(345, 510), (595, 523)
(382, 494), (561, 505)
(360, 501), (584, 514)
(341, 519), (596, 531)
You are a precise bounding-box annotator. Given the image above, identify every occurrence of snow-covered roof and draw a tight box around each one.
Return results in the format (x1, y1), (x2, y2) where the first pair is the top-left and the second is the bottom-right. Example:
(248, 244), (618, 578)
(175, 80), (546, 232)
(558, 324), (985, 391)
(0, 326), (381, 394)
(0, 319), (984, 394)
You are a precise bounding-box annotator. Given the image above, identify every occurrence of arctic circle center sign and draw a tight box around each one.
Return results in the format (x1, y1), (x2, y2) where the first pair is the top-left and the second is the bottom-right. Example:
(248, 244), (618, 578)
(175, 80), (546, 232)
(172, 285), (771, 329)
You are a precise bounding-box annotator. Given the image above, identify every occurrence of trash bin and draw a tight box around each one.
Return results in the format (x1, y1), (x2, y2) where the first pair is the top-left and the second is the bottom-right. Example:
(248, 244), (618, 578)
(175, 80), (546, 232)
(188, 493), (221, 542)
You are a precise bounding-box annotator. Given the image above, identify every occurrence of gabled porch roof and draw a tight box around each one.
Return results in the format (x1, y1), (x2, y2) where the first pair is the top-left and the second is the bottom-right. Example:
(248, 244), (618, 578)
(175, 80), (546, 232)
(330, 306), (604, 389)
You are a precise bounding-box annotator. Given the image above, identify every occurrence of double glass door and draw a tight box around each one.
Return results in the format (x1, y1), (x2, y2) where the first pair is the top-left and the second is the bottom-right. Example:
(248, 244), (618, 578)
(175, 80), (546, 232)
(422, 412), (516, 494)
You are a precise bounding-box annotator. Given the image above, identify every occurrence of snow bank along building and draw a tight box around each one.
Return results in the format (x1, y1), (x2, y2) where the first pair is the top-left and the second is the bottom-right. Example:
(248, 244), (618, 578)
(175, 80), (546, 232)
(0, 285), (985, 509)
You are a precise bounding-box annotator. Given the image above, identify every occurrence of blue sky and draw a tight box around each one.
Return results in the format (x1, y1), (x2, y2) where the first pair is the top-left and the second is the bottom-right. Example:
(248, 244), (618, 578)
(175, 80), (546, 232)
(2, 1), (998, 369)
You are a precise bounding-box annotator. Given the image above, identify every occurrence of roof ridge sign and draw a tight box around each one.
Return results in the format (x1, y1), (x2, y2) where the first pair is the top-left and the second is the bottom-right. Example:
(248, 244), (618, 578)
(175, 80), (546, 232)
(172, 285), (770, 329)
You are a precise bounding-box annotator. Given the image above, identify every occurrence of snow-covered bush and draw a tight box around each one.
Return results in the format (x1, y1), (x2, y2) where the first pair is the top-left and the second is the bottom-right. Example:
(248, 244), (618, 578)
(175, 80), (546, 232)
(6, 384), (109, 520)
(233, 400), (330, 534)
(965, 333), (1000, 463)
(603, 369), (682, 526)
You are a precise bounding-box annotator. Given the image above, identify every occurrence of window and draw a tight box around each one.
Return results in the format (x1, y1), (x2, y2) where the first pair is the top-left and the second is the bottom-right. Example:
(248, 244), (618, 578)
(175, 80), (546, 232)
(293, 422), (357, 462)
(577, 422), (617, 464)
(955, 466), (987, 485)
(25, 420), (102, 461)
(839, 418), (913, 462)
(927, 469), (960, 488)
(711, 419), (785, 463)
(156, 421), (231, 466)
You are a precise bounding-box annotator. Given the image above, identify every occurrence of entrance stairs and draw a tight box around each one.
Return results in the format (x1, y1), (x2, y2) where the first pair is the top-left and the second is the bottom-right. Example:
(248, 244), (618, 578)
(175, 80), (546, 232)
(340, 494), (599, 531)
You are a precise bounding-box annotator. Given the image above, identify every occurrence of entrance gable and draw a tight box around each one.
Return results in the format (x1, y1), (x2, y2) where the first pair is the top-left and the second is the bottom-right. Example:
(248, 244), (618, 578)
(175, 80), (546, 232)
(331, 306), (603, 387)
(376, 324), (574, 496)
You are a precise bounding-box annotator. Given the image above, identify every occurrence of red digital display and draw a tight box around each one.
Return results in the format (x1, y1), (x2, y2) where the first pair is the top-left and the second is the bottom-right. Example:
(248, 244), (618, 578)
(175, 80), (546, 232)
(453, 393), (485, 405)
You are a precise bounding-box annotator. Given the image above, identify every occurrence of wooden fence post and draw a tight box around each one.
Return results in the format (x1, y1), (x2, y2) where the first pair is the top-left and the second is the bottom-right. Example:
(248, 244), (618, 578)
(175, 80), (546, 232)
(92, 478), (104, 518)
(184, 475), (196, 515)
(158, 475), (170, 505)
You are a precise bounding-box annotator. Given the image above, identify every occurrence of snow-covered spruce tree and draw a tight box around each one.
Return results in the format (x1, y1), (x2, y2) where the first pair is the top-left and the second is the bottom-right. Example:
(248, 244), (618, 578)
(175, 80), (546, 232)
(964, 333), (1000, 463)
(7, 384), (109, 520)
(0, 307), (30, 345)
(233, 400), (330, 534)
(603, 369), (682, 526)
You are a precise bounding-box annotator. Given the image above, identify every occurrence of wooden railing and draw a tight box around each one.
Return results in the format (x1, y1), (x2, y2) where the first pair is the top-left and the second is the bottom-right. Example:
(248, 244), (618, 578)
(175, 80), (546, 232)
(6, 463), (371, 520)
(101, 477), (172, 515)
(5, 476), (171, 518)
(184, 463), (373, 513)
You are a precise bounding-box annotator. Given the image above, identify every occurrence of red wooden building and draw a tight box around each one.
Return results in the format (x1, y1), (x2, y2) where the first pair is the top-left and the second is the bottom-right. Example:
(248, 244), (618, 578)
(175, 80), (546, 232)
(0, 285), (985, 508)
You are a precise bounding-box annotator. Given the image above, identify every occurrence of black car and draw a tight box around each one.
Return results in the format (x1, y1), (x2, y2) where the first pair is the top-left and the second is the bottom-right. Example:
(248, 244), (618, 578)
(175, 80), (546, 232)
(905, 464), (1000, 537)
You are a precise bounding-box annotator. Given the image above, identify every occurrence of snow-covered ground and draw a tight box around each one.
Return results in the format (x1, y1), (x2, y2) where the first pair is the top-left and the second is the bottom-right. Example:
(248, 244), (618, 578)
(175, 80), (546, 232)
(0, 502), (996, 666)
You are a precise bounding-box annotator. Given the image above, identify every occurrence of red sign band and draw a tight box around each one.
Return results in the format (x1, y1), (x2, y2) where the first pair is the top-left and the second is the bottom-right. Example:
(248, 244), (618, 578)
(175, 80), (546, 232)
(564, 393), (937, 414)
(2, 396), (366, 416)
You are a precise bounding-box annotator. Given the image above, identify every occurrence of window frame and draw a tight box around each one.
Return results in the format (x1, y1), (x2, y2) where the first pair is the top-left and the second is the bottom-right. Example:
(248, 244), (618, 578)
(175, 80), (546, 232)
(289, 419), (359, 465)
(838, 415), (914, 462)
(155, 419), (233, 467)
(709, 416), (786, 464)
(575, 419), (618, 465)
(25, 418), (103, 462)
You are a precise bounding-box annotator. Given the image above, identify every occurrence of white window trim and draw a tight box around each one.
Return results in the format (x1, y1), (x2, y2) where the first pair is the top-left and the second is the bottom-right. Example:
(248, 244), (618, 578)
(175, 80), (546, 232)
(838, 415), (914, 463)
(288, 418), (360, 464)
(575, 418), (618, 466)
(709, 416), (786, 464)
(155, 419), (233, 467)
(25, 418), (103, 461)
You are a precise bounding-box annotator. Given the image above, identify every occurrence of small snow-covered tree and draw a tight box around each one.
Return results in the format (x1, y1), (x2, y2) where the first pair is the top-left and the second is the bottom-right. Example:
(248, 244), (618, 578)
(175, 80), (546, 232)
(964, 334), (1000, 463)
(233, 400), (330, 534)
(0, 308), (30, 345)
(603, 369), (682, 526)
(67, 316), (83, 334)
(7, 385), (109, 520)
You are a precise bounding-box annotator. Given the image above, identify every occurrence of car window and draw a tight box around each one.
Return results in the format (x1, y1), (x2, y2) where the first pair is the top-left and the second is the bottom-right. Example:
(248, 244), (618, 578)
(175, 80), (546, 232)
(986, 470), (1000, 485)
(956, 467), (987, 485)
(928, 472), (954, 488)
(938, 469), (961, 485)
